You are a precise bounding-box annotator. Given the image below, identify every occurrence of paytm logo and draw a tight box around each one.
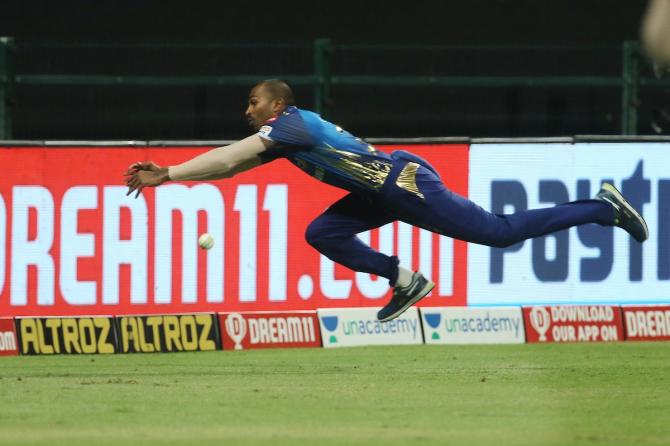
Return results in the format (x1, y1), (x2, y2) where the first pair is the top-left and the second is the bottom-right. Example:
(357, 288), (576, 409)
(490, 161), (656, 283)
(469, 144), (670, 305)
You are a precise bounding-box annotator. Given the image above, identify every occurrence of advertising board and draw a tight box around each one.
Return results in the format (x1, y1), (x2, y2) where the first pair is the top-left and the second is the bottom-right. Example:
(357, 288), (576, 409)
(16, 316), (116, 354)
(420, 307), (524, 344)
(116, 313), (219, 353)
(220, 311), (321, 350)
(317, 307), (423, 348)
(469, 143), (670, 305)
(0, 144), (467, 316)
(622, 305), (670, 341)
(523, 305), (624, 343)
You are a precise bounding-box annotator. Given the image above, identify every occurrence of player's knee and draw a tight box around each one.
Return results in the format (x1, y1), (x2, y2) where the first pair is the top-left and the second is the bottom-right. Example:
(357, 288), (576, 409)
(305, 221), (326, 248)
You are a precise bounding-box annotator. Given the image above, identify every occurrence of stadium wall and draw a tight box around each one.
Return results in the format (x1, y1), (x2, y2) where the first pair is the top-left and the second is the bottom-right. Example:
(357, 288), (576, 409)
(0, 140), (669, 320)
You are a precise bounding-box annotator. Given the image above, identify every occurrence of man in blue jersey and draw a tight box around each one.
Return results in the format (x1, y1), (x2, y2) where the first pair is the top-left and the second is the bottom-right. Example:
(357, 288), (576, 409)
(125, 79), (648, 322)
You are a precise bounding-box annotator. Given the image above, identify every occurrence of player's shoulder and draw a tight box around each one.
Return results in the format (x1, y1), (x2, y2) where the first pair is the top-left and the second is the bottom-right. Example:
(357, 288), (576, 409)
(257, 106), (318, 146)
(260, 106), (298, 128)
(262, 106), (319, 131)
(268, 106), (301, 122)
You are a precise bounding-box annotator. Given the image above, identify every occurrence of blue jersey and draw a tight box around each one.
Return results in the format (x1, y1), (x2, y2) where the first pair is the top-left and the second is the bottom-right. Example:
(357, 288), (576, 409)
(256, 106), (393, 194)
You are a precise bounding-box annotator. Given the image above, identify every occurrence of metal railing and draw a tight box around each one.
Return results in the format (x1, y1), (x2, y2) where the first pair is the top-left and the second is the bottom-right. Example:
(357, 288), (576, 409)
(0, 38), (667, 139)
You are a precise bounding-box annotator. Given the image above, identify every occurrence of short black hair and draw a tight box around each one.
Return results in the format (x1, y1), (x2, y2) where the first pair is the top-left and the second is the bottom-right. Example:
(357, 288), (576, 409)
(254, 79), (295, 106)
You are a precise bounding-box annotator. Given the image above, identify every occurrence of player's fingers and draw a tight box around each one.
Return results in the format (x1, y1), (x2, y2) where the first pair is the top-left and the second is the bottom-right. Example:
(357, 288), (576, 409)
(126, 161), (143, 172)
(125, 176), (139, 196)
(137, 161), (155, 171)
(126, 178), (137, 190)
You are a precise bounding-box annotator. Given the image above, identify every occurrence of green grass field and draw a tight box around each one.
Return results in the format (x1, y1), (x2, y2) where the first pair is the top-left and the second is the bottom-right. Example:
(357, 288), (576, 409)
(1, 343), (669, 446)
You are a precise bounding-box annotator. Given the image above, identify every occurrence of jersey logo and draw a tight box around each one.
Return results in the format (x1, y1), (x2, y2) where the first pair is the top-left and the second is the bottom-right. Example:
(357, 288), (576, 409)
(259, 125), (273, 137)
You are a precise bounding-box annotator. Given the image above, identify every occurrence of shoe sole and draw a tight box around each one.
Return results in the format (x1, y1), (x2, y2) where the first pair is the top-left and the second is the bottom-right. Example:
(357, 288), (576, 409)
(601, 183), (649, 242)
(378, 280), (435, 323)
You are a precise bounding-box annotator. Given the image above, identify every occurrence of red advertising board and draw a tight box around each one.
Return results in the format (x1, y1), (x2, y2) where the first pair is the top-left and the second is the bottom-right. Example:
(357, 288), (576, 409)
(0, 144), (468, 316)
(523, 305), (624, 343)
(0, 318), (19, 356)
(622, 305), (670, 341)
(219, 311), (321, 350)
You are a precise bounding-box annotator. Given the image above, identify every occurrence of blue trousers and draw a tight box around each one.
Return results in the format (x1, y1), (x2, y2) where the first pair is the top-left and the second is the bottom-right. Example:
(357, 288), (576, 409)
(305, 151), (614, 286)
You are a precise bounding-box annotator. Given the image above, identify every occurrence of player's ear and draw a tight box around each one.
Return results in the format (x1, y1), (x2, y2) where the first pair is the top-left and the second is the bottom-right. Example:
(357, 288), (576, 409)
(272, 97), (286, 113)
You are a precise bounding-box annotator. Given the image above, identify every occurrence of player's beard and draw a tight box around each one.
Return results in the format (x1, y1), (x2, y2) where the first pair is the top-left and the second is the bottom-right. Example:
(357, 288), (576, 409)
(247, 117), (260, 131)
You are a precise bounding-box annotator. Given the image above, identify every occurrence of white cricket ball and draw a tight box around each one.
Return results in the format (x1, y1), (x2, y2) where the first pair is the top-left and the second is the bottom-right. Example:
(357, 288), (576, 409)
(198, 233), (214, 250)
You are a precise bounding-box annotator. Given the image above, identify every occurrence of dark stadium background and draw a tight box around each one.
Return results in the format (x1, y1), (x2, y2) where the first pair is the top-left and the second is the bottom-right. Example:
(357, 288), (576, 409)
(0, 0), (662, 140)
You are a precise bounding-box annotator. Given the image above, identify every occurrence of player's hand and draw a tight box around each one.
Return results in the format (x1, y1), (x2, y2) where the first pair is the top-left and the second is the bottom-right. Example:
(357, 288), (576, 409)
(124, 161), (170, 198)
(124, 160), (162, 175)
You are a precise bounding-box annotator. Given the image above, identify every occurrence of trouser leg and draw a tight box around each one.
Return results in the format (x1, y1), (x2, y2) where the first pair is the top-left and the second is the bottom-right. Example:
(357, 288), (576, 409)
(305, 194), (399, 284)
(389, 166), (614, 248)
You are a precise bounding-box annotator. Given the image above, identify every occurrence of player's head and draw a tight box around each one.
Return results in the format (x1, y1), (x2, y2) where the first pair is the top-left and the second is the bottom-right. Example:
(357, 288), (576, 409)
(246, 79), (295, 131)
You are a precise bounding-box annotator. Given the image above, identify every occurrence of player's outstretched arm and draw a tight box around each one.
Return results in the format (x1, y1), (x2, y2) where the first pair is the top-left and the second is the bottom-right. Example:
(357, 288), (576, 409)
(168, 134), (270, 181)
(124, 135), (271, 198)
